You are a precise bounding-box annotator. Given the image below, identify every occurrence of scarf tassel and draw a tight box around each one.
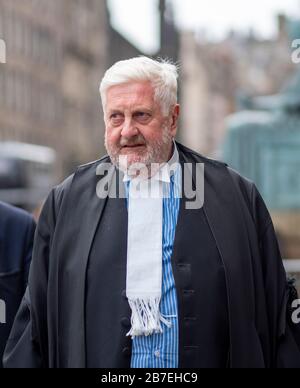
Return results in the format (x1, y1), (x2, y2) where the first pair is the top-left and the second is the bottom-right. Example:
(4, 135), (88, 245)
(127, 297), (172, 339)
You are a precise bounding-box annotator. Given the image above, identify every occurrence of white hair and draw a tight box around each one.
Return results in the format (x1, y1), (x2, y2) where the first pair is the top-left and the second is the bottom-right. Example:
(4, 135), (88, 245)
(100, 57), (179, 116)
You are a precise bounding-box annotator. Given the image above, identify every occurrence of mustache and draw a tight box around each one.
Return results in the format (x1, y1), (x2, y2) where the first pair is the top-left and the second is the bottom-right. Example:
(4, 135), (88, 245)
(119, 136), (146, 147)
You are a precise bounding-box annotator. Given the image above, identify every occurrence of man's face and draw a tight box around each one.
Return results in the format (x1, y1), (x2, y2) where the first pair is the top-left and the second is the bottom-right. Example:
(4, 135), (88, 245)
(104, 81), (179, 172)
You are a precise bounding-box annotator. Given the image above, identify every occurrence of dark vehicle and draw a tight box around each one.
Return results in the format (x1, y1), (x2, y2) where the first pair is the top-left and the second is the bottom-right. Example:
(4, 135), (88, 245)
(0, 142), (56, 210)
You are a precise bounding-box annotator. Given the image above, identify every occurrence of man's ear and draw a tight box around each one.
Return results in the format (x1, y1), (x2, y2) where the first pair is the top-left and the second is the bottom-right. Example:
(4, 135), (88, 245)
(170, 104), (180, 137)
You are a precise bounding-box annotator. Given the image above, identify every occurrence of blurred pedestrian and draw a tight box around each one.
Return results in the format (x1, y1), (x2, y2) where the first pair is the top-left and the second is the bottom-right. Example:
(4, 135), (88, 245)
(0, 202), (35, 367)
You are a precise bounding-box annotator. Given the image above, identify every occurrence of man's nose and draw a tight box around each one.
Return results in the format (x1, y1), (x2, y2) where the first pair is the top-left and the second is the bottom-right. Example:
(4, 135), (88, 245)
(121, 118), (139, 139)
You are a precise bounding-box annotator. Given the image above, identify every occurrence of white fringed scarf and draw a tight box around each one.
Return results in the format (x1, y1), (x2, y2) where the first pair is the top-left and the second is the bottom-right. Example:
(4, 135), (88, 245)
(124, 143), (179, 339)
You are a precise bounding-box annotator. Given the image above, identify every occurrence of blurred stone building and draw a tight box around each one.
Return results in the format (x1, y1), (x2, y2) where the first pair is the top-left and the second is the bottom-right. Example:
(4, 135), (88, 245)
(0, 0), (180, 180)
(108, 0), (179, 66)
(180, 15), (296, 158)
(0, 0), (108, 178)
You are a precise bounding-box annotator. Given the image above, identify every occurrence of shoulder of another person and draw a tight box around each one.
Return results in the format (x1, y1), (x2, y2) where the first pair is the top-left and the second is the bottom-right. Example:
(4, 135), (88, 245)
(0, 201), (34, 227)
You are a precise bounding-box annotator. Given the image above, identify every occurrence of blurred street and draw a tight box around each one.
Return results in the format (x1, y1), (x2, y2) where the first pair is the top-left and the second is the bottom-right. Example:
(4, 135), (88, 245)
(0, 0), (300, 287)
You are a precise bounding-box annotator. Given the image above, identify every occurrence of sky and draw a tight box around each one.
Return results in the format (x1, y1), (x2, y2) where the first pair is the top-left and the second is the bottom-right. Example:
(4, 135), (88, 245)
(107, 0), (300, 53)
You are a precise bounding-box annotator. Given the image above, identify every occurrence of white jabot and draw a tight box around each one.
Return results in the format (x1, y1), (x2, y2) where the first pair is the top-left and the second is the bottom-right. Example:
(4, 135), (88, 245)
(124, 142), (179, 338)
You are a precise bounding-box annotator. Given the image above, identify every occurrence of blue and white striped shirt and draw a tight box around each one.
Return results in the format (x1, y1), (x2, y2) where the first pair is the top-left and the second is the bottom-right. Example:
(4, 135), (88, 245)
(124, 145), (181, 369)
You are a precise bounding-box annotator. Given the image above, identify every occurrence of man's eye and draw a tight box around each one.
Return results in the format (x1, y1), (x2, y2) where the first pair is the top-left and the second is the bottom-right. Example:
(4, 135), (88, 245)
(111, 113), (122, 119)
(134, 112), (151, 123)
(110, 114), (124, 125)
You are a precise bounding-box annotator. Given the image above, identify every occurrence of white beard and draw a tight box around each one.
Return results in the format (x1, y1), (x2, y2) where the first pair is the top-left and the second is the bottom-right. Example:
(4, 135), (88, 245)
(105, 126), (174, 177)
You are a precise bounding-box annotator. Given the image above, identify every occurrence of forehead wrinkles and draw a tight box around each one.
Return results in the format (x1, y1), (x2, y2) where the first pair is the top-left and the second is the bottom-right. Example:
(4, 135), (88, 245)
(106, 82), (156, 110)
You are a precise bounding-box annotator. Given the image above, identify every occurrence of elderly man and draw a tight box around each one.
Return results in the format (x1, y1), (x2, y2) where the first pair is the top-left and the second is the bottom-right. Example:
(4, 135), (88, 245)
(0, 202), (35, 367)
(4, 57), (300, 368)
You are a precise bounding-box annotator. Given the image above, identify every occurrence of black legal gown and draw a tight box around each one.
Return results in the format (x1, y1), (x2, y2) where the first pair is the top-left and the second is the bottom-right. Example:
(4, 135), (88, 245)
(3, 143), (300, 368)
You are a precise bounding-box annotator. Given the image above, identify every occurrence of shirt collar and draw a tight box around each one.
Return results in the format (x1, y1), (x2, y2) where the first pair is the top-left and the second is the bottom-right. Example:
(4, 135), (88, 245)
(123, 141), (179, 183)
